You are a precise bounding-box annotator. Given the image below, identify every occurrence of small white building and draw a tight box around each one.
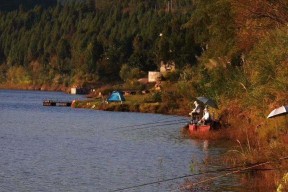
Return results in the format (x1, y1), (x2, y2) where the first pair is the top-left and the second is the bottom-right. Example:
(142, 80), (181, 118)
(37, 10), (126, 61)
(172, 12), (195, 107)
(148, 71), (161, 83)
(71, 87), (88, 95)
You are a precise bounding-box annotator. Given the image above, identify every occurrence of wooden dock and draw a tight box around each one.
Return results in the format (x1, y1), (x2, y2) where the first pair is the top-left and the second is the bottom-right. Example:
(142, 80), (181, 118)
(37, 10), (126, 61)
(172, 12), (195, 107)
(43, 100), (72, 107)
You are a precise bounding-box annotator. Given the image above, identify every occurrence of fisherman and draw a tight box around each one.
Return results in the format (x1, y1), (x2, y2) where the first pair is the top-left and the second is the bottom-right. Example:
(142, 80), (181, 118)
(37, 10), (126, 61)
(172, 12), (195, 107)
(199, 106), (212, 125)
(189, 101), (201, 123)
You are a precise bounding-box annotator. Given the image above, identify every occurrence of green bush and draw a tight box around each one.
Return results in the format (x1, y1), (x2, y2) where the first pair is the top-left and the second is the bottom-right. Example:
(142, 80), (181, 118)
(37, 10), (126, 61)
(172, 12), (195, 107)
(139, 103), (160, 113)
(162, 70), (180, 82)
(128, 104), (140, 112)
(144, 92), (162, 103)
(244, 27), (288, 107)
(7, 66), (32, 85)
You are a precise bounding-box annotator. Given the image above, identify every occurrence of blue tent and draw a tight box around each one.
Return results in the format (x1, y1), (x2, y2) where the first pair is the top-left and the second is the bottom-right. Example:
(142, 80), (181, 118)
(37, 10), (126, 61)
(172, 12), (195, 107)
(107, 91), (125, 103)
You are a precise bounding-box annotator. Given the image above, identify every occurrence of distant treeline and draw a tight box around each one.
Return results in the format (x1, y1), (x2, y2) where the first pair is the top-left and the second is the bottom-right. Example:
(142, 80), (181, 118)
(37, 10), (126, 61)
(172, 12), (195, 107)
(1, 0), (288, 103)
(0, 0), (200, 86)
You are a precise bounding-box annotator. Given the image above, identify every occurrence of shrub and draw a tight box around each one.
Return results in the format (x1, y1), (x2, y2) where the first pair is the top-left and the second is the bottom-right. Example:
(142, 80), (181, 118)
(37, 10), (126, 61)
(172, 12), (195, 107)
(139, 103), (160, 113)
(129, 104), (140, 112)
(244, 27), (288, 107)
(6, 66), (32, 85)
(119, 64), (145, 82)
(144, 92), (162, 103)
(162, 70), (181, 82)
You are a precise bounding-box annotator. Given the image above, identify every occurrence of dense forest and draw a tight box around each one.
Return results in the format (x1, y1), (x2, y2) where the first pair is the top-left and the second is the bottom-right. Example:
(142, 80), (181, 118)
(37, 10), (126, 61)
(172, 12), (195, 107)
(0, 0), (287, 107)
(0, 0), (200, 88)
(0, 0), (288, 114)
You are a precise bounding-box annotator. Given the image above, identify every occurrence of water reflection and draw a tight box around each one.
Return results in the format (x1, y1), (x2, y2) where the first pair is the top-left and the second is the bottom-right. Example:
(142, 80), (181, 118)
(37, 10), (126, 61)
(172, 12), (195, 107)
(203, 140), (209, 151)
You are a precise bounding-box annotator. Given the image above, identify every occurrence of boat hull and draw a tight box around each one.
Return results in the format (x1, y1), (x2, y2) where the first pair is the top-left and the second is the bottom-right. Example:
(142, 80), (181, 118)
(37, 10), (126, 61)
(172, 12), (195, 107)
(189, 124), (211, 133)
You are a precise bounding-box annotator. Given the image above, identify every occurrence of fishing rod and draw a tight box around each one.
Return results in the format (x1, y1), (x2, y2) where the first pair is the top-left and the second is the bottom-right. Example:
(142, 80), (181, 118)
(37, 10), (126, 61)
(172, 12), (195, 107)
(108, 168), (229, 192)
(93, 115), (189, 136)
(108, 164), (252, 192)
(120, 119), (188, 132)
(115, 116), (188, 128)
(109, 156), (288, 192)
(176, 156), (288, 191)
(109, 117), (189, 131)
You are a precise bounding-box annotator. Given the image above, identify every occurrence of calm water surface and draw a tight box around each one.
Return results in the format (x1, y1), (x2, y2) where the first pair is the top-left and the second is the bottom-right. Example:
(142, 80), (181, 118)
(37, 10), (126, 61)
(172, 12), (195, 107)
(0, 90), (243, 192)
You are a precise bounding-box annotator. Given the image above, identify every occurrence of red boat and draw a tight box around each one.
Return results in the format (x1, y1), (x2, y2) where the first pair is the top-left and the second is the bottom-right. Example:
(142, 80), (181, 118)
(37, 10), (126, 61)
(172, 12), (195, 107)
(189, 123), (211, 133)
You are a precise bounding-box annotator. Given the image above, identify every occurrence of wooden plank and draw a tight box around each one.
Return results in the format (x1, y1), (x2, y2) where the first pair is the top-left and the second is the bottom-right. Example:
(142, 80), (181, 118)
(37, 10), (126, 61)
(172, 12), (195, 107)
(43, 100), (71, 107)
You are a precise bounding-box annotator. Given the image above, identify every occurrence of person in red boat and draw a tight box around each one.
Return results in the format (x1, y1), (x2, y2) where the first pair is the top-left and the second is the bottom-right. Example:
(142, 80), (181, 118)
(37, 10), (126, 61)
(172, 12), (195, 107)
(189, 101), (201, 123)
(199, 107), (212, 125)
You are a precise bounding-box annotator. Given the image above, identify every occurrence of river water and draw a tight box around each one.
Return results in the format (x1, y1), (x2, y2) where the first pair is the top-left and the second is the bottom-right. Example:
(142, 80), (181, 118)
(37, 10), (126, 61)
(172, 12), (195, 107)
(0, 90), (243, 192)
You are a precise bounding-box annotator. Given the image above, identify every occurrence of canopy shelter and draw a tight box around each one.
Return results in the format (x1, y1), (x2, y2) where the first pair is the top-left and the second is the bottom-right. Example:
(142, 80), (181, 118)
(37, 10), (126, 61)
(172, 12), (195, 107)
(196, 96), (218, 109)
(267, 106), (288, 119)
(107, 91), (125, 103)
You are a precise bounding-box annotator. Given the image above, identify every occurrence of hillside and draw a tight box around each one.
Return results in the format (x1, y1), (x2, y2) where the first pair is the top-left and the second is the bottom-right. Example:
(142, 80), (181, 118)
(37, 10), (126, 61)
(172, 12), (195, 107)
(0, 0), (197, 89)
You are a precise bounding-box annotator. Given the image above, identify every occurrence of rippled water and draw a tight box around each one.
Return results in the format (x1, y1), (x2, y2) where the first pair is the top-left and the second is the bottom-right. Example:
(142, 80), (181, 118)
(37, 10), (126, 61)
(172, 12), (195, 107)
(0, 90), (243, 192)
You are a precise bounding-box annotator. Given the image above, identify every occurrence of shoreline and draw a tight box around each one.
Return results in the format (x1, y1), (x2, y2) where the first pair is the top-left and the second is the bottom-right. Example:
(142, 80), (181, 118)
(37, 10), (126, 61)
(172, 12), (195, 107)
(72, 98), (190, 117)
(0, 84), (70, 93)
(0, 86), (188, 116)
